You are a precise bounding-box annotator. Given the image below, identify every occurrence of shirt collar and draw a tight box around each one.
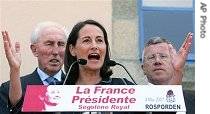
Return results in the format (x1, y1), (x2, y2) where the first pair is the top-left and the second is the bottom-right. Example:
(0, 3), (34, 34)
(37, 67), (62, 82)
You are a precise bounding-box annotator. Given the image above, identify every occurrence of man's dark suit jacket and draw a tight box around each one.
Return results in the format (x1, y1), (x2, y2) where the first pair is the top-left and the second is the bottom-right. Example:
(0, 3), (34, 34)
(0, 68), (65, 114)
(183, 90), (195, 114)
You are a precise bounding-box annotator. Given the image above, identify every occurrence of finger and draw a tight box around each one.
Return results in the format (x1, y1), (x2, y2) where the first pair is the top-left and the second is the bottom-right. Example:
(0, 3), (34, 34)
(168, 44), (176, 56)
(15, 42), (20, 53)
(4, 31), (12, 47)
(2, 31), (12, 47)
(185, 32), (193, 53)
(2, 31), (10, 52)
(3, 38), (13, 60)
(2, 31), (7, 41)
(3, 38), (10, 55)
(181, 32), (190, 49)
(168, 44), (178, 66)
(179, 32), (193, 53)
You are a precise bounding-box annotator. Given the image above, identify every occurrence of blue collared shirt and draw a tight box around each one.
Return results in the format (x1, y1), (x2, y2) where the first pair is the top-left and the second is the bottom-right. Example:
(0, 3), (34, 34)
(37, 67), (62, 85)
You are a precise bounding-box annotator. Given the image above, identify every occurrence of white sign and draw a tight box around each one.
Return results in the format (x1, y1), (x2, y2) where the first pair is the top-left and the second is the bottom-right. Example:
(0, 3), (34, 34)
(22, 85), (186, 112)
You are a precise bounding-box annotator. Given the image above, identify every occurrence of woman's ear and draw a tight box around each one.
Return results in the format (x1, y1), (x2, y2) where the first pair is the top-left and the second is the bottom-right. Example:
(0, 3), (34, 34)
(30, 44), (38, 57)
(69, 44), (76, 57)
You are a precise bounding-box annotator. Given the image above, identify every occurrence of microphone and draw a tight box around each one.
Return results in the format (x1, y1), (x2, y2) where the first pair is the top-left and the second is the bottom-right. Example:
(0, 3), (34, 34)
(63, 59), (87, 85)
(106, 60), (137, 85)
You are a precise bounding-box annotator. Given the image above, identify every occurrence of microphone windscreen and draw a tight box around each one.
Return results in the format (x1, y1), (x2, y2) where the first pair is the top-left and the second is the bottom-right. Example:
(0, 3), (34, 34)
(78, 59), (87, 65)
(106, 60), (117, 66)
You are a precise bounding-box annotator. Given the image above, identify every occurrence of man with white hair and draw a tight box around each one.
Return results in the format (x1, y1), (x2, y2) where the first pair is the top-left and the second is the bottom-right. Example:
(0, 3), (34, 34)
(0, 21), (69, 114)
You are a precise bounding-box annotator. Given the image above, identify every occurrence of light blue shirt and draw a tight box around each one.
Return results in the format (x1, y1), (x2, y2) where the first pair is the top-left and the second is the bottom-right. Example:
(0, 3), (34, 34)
(37, 67), (62, 85)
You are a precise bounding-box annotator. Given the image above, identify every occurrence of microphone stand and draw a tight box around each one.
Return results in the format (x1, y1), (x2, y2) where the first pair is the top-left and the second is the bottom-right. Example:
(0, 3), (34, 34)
(116, 63), (137, 85)
(62, 59), (87, 85)
(63, 61), (78, 85)
(106, 60), (137, 85)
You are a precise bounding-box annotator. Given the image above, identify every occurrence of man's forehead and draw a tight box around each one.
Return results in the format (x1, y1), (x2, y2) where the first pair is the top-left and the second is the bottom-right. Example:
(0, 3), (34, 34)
(145, 43), (169, 53)
(146, 42), (168, 48)
(37, 36), (66, 43)
(38, 28), (66, 40)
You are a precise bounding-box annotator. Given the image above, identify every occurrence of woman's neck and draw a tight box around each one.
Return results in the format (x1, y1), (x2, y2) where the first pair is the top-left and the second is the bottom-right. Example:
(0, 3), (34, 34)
(76, 73), (102, 85)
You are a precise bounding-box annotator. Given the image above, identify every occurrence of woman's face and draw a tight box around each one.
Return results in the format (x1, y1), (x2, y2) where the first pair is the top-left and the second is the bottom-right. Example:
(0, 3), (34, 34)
(69, 24), (106, 71)
(45, 86), (61, 105)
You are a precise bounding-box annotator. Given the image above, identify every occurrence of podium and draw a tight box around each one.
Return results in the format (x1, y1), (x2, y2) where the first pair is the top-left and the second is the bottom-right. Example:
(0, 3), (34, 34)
(22, 85), (186, 112)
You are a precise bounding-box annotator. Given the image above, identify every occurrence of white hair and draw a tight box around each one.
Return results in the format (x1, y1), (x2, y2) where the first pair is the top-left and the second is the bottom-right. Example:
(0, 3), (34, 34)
(30, 21), (69, 43)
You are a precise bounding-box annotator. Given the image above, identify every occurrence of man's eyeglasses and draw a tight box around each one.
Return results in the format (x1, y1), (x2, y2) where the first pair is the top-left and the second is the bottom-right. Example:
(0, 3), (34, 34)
(144, 53), (170, 62)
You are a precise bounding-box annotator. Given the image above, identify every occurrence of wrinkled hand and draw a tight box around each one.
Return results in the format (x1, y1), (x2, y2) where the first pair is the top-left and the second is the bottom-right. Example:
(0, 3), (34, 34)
(2, 31), (21, 70)
(169, 32), (193, 84)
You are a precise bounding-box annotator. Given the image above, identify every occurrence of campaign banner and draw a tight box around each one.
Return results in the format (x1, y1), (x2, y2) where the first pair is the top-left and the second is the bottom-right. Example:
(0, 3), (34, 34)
(22, 85), (186, 112)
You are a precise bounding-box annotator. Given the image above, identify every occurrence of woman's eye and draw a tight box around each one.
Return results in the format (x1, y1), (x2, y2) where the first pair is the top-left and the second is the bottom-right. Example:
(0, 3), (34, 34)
(83, 39), (90, 42)
(97, 39), (104, 43)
